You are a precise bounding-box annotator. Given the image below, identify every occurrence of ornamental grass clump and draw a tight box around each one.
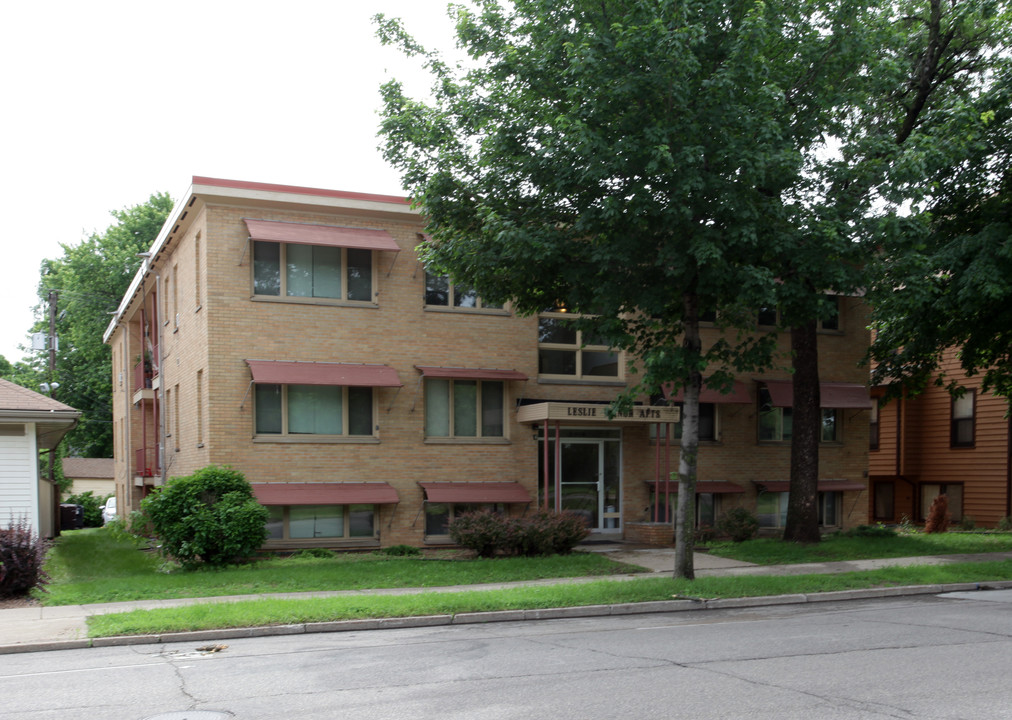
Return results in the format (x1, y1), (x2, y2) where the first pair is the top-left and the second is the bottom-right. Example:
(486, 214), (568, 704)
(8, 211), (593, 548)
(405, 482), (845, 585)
(924, 494), (951, 534)
(141, 465), (268, 568)
(0, 517), (50, 598)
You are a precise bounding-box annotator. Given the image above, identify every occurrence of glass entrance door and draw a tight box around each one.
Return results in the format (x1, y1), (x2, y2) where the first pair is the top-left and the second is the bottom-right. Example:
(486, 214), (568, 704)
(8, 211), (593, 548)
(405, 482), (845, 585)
(539, 429), (622, 532)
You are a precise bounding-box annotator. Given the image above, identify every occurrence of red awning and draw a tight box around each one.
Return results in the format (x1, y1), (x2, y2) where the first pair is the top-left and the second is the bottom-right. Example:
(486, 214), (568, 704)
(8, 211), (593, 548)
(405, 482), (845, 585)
(755, 480), (866, 493)
(419, 481), (533, 504)
(251, 482), (400, 505)
(246, 360), (402, 387)
(763, 380), (872, 409)
(415, 366), (528, 381)
(243, 218), (400, 252)
(645, 480), (746, 494)
(663, 379), (752, 404)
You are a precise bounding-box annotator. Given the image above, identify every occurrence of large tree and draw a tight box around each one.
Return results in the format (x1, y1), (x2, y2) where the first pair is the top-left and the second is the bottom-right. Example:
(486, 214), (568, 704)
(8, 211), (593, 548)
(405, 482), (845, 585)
(22, 193), (173, 457)
(376, 0), (1009, 571)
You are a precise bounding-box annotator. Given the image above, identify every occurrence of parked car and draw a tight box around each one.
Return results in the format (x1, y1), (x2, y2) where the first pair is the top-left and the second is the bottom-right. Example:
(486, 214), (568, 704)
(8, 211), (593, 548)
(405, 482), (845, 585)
(102, 496), (117, 525)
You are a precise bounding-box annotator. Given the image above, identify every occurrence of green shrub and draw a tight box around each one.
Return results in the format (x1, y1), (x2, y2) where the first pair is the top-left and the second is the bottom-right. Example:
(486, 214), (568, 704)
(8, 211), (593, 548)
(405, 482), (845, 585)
(957, 515), (976, 531)
(449, 510), (589, 557)
(844, 524), (898, 538)
(382, 544), (422, 556)
(64, 491), (109, 528)
(998, 516), (1012, 532)
(0, 517), (50, 598)
(290, 548), (335, 559)
(141, 465), (268, 568)
(717, 507), (760, 542)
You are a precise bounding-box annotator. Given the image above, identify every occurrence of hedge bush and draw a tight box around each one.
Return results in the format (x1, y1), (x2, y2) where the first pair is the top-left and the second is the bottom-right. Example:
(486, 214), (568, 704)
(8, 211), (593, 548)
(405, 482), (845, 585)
(64, 491), (109, 528)
(449, 510), (589, 557)
(0, 517), (50, 598)
(141, 465), (268, 568)
(717, 507), (760, 542)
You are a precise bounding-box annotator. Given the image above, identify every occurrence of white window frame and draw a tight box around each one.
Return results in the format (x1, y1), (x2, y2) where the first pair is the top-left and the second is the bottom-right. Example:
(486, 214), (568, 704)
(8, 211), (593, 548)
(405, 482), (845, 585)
(424, 378), (506, 439)
(423, 271), (503, 311)
(950, 390), (975, 448)
(265, 504), (378, 541)
(252, 241), (375, 303)
(253, 383), (375, 438)
(537, 309), (623, 380)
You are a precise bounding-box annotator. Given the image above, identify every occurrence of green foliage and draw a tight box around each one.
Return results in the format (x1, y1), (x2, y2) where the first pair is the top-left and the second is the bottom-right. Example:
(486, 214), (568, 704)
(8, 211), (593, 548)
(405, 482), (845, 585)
(449, 511), (589, 558)
(716, 508), (760, 543)
(382, 544), (422, 557)
(998, 516), (1012, 532)
(14, 193), (173, 457)
(141, 465), (268, 568)
(924, 494), (951, 534)
(290, 548), (336, 559)
(957, 515), (977, 531)
(63, 491), (109, 528)
(0, 517), (50, 598)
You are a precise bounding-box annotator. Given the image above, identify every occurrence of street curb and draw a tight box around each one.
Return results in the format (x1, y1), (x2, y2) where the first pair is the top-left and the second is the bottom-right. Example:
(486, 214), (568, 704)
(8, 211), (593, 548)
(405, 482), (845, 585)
(4, 579), (1012, 655)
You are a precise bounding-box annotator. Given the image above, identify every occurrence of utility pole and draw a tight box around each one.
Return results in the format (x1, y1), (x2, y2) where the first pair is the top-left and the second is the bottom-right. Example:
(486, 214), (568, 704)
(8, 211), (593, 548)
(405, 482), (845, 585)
(48, 290), (60, 537)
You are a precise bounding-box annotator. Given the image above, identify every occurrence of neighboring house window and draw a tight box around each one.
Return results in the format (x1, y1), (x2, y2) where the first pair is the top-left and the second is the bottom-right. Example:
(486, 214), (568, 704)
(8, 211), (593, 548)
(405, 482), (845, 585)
(424, 272), (502, 310)
(921, 483), (963, 522)
(538, 308), (621, 379)
(757, 491), (841, 528)
(265, 504), (376, 540)
(253, 241), (373, 302)
(424, 503), (504, 538)
(649, 403), (717, 442)
(818, 295), (840, 331)
(757, 306), (779, 327)
(758, 385), (791, 442)
(869, 401), (880, 451)
(950, 390), (975, 447)
(254, 384), (374, 437)
(425, 379), (504, 438)
(873, 481), (894, 521)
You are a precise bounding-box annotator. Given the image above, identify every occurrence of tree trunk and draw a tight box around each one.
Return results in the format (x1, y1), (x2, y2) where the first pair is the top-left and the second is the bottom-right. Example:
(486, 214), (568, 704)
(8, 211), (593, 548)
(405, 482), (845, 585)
(673, 291), (702, 579)
(783, 320), (821, 543)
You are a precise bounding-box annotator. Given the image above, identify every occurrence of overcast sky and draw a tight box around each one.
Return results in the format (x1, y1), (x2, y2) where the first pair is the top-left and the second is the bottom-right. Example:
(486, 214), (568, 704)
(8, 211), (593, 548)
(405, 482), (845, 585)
(0, 0), (457, 365)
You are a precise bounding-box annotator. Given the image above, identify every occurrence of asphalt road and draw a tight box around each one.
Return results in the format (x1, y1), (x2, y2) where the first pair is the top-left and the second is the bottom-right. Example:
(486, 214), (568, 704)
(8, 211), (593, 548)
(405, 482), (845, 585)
(2, 591), (1011, 720)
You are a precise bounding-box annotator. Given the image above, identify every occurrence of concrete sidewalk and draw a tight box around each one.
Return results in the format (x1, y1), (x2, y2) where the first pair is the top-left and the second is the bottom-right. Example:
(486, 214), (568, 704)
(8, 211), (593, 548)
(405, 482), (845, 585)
(2, 548), (1010, 654)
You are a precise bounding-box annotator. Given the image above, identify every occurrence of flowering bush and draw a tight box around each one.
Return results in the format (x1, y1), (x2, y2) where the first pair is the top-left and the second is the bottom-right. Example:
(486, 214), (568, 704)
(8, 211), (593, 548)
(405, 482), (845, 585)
(0, 517), (50, 598)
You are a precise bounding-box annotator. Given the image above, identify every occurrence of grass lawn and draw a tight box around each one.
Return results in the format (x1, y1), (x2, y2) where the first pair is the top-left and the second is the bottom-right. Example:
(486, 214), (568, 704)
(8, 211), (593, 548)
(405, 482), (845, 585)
(42, 529), (645, 606)
(706, 531), (1012, 564)
(88, 560), (1012, 637)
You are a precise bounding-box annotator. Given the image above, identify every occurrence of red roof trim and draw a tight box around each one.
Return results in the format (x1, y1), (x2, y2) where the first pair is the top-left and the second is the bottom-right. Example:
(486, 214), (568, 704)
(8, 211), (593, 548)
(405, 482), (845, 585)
(243, 218), (401, 252)
(193, 176), (410, 205)
(246, 360), (402, 387)
(251, 482), (399, 505)
(663, 379), (752, 404)
(415, 366), (528, 381)
(419, 482), (533, 504)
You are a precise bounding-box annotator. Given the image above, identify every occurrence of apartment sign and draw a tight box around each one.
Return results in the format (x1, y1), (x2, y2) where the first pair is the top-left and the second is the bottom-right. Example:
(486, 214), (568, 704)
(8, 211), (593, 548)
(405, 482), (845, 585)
(517, 402), (681, 424)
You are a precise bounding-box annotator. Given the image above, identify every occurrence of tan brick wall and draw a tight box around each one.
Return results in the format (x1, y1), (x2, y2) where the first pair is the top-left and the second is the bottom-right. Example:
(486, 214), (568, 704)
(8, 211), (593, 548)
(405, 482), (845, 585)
(108, 186), (872, 546)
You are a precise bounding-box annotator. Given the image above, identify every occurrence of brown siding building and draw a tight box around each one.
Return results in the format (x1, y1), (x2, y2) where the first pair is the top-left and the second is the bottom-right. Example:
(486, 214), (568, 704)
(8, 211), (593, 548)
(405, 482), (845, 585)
(105, 176), (873, 549)
(870, 350), (1012, 527)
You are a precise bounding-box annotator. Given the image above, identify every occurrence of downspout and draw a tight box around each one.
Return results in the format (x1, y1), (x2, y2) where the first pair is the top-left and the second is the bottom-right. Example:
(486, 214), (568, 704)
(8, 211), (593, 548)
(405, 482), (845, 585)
(1006, 399), (1011, 519)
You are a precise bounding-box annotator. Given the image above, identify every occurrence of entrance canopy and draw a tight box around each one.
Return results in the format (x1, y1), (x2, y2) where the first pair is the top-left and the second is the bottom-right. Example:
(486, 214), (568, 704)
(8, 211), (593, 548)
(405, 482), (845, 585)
(517, 402), (681, 425)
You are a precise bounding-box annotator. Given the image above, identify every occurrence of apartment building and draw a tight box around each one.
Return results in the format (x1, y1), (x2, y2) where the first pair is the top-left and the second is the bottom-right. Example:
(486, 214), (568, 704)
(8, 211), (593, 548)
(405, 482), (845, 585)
(104, 176), (873, 549)
(870, 350), (1012, 528)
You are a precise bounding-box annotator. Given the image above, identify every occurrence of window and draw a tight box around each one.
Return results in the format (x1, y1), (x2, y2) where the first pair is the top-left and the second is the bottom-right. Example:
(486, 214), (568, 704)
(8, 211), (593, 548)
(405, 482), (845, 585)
(255, 384), (374, 437)
(425, 379), (504, 438)
(873, 481), (894, 521)
(424, 503), (504, 538)
(651, 491), (718, 527)
(921, 483), (963, 522)
(649, 403), (717, 442)
(758, 385), (792, 442)
(869, 400), (880, 451)
(424, 272), (502, 310)
(538, 309), (621, 379)
(951, 390), (975, 447)
(818, 295), (840, 331)
(265, 504), (376, 540)
(757, 306), (779, 327)
(821, 409), (840, 442)
(253, 241), (373, 302)
(757, 491), (841, 528)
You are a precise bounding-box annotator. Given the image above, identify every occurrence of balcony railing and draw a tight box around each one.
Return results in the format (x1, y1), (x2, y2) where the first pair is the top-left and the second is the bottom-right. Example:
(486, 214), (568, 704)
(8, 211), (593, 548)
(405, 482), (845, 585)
(134, 446), (160, 478)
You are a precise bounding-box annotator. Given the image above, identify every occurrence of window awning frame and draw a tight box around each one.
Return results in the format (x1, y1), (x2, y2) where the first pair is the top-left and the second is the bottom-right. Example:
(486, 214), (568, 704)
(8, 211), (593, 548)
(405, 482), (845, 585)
(415, 366), (528, 381)
(663, 379), (752, 404)
(243, 218), (400, 252)
(245, 360), (402, 387)
(762, 380), (873, 409)
(754, 480), (866, 493)
(418, 481), (533, 504)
